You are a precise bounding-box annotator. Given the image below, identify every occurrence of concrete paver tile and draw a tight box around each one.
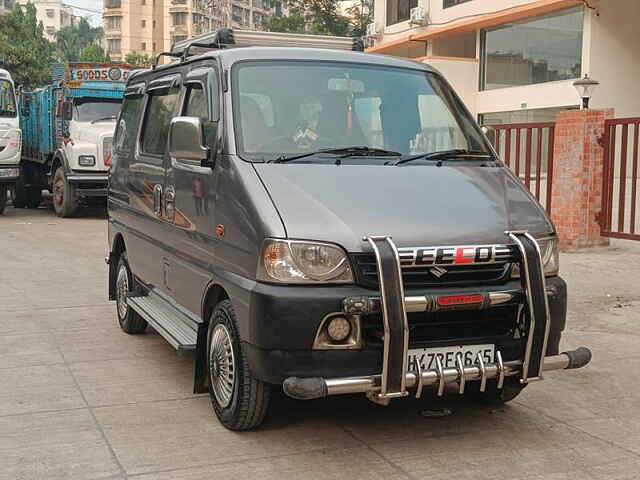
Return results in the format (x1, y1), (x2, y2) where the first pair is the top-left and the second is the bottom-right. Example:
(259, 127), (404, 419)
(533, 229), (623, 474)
(0, 332), (64, 369)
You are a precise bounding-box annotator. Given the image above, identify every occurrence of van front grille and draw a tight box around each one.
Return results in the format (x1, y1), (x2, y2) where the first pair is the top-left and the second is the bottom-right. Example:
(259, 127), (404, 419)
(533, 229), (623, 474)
(350, 253), (512, 289)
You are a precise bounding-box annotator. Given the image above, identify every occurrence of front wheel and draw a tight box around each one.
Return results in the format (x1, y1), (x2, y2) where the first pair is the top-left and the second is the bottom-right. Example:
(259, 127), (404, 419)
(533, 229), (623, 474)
(53, 168), (77, 217)
(207, 300), (270, 430)
(0, 185), (7, 215)
(115, 252), (147, 334)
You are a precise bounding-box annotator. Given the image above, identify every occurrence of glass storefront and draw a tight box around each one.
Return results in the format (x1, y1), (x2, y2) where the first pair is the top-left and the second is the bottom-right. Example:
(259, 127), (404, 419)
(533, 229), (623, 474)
(478, 106), (578, 126)
(481, 6), (584, 91)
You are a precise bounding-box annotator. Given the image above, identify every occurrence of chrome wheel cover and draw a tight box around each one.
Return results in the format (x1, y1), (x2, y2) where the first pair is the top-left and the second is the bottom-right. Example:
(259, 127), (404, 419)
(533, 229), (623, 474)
(116, 265), (129, 319)
(209, 323), (235, 408)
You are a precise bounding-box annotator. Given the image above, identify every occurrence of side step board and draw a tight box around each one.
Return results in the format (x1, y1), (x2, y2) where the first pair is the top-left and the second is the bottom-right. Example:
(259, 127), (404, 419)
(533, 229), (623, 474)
(128, 290), (201, 354)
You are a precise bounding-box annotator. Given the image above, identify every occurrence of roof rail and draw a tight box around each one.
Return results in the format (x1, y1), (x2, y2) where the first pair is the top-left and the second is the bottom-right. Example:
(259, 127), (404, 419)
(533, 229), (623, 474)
(171, 28), (364, 59)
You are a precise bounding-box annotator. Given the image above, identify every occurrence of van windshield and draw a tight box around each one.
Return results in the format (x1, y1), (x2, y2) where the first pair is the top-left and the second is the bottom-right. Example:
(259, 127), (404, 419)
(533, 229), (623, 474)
(232, 61), (489, 162)
(0, 79), (17, 118)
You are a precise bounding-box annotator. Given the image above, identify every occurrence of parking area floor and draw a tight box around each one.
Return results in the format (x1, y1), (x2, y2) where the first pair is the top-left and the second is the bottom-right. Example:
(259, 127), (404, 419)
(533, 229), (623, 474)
(1, 205), (639, 480)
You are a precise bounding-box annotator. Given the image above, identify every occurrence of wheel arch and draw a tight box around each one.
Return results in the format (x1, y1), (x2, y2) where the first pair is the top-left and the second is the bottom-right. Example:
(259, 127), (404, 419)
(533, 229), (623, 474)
(108, 233), (127, 301)
(194, 282), (230, 394)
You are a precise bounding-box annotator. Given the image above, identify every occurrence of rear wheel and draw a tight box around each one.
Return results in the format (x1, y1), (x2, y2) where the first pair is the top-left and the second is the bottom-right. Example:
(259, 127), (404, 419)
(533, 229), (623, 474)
(13, 176), (26, 208)
(115, 252), (147, 334)
(466, 378), (525, 405)
(53, 168), (77, 217)
(207, 300), (270, 430)
(0, 185), (7, 215)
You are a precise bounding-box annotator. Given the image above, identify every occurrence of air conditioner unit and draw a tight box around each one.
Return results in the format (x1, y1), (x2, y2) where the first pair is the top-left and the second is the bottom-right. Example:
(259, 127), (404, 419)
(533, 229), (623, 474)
(409, 6), (428, 26)
(366, 22), (381, 39)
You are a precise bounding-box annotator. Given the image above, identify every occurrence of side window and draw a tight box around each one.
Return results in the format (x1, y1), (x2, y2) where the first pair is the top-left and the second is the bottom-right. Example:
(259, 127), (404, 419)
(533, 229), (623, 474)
(141, 87), (180, 156)
(114, 96), (143, 154)
(184, 84), (208, 120)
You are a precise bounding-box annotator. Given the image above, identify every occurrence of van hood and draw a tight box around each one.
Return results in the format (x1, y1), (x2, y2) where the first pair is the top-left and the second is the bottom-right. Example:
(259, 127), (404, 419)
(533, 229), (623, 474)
(253, 163), (553, 252)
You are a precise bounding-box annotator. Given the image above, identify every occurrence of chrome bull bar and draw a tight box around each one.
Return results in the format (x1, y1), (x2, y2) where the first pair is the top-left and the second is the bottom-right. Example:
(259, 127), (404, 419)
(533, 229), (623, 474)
(283, 348), (592, 400)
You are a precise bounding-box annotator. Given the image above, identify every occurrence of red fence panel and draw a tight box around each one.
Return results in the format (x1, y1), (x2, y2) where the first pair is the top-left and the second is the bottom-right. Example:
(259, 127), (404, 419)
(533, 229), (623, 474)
(491, 122), (556, 214)
(601, 117), (640, 240)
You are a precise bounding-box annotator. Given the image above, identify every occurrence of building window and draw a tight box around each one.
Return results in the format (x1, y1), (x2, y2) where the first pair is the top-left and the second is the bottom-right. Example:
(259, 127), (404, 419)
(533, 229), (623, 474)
(173, 12), (187, 25)
(104, 0), (121, 8)
(106, 16), (121, 30)
(141, 19), (146, 28)
(46, 8), (54, 17)
(443, 0), (471, 8)
(141, 42), (146, 51)
(386, 0), (417, 26)
(481, 6), (584, 91)
(46, 26), (55, 35)
(107, 38), (121, 54)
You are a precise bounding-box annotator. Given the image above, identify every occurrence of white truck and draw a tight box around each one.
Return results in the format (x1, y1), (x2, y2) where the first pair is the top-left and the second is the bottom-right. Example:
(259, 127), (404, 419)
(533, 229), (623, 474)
(0, 68), (21, 215)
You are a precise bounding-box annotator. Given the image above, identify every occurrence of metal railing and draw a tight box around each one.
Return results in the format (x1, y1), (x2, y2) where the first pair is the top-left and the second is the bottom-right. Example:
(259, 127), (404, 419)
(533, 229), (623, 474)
(601, 117), (640, 240)
(491, 122), (556, 214)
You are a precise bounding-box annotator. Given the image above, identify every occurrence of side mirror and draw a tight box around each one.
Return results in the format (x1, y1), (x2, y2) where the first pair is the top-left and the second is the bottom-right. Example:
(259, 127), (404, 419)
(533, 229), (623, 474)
(169, 116), (211, 167)
(62, 101), (73, 121)
(481, 125), (497, 147)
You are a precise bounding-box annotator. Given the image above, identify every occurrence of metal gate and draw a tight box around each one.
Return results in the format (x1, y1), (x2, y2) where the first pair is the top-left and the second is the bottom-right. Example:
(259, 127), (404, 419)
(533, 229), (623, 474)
(601, 118), (640, 240)
(491, 122), (556, 214)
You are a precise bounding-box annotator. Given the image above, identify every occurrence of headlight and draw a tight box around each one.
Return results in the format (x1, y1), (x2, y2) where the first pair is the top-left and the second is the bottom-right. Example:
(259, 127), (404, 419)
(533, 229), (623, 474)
(0, 168), (19, 178)
(512, 236), (559, 277)
(257, 239), (354, 284)
(78, 155), (96, 166)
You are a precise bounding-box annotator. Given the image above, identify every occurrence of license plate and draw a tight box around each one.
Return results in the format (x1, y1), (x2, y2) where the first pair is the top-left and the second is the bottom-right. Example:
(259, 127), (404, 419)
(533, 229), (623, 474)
(407, 344), (495, 371)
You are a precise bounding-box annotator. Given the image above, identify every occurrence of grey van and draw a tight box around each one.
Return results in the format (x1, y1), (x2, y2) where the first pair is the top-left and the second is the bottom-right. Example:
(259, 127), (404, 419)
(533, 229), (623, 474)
(107, 32), (591, 430)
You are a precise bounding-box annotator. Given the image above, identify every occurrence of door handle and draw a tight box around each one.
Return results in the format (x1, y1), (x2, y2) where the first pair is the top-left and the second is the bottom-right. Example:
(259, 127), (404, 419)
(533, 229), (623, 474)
(165, 186), (175, 222)
(153, 184), (163, 216)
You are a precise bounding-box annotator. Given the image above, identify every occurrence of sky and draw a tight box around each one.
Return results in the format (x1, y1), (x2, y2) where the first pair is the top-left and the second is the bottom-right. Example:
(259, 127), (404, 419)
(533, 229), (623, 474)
(65, 0), (103, 25)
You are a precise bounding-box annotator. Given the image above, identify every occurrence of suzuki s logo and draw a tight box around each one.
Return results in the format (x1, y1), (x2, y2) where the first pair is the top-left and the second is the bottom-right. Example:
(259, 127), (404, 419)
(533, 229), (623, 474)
(398, 245), (513, 268)
(430, 266), (448, 278)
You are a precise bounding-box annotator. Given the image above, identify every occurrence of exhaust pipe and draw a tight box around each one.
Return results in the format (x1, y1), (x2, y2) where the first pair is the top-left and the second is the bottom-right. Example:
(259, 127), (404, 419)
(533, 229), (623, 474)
(283, 347), (592, 401)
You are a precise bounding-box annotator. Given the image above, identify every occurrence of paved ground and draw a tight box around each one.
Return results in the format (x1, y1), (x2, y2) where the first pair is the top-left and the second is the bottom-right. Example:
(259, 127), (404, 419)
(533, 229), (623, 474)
(1, 204), (640, 480)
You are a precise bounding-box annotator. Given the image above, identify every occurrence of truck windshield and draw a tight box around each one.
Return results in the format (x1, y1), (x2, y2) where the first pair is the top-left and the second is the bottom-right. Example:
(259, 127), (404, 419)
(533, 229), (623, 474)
(73, 98), (122, 122)
(0, 79), (17, 118)
(232, 61), (489, 162)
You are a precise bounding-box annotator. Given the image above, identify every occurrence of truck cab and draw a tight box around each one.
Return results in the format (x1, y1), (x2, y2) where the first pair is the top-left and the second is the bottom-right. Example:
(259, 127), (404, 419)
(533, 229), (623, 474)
(19, 63), (130, 217)
(107, 29), (591, 431)
(0, 68), (20, 214)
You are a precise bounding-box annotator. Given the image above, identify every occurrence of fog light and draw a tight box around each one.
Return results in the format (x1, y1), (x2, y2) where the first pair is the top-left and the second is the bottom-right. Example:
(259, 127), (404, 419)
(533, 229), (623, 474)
(327, 316), (351, 341)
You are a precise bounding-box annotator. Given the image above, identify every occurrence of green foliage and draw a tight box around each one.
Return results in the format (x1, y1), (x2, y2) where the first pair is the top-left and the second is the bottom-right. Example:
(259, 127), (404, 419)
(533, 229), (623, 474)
(0, 3), (55, 89)
(81, 43), (111, 63)
(124, 51), (154, 67)
(56, 17), (104, 62)
(267, 0), (372, 37)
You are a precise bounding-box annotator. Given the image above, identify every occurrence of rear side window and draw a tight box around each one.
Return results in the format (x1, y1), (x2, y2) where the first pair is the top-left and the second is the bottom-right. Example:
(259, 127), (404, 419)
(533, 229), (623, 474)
(141, 88), (180, 155)
(184, 85), (208, 120)
(114, 96), (143, 154)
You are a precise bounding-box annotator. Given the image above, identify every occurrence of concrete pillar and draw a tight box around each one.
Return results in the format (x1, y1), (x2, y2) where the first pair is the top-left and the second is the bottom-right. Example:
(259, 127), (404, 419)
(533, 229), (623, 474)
(550, 109), (614, 251)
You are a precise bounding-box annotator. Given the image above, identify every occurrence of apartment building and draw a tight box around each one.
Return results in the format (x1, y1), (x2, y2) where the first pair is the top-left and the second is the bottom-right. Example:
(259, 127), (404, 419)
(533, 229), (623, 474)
(17, 0), (77, 40)
(367, 0), (640, 123)
(103, 0), (278, 62)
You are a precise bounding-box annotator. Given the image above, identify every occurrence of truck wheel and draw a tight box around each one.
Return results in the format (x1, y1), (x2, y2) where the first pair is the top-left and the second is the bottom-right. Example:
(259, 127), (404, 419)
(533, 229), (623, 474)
(466, 378), (525, 405)
(115, 252), (147, 334)
(13, 176), (26, 208)
(207, 300), (270, 430)
(25, 187), (42, 209)
(0, 185), (7, 215)
(53, 168), (77, 217)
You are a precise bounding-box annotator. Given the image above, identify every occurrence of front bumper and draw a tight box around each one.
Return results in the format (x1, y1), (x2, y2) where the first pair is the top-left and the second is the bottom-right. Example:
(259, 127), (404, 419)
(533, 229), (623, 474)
(67, 172), (109, 198)
(243, 276), (567, 384)
(0, 163), (20, 184)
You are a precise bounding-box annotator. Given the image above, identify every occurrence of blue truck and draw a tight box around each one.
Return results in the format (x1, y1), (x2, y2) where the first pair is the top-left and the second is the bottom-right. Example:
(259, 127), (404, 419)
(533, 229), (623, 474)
(19, 62), (135, 216)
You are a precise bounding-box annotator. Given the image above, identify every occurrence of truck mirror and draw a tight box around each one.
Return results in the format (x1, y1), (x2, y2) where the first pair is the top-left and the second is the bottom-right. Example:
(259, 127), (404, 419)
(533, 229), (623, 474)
(169, 116), (211, 166)
(481, 125), (497, 147)
(62, 101), (73, 121)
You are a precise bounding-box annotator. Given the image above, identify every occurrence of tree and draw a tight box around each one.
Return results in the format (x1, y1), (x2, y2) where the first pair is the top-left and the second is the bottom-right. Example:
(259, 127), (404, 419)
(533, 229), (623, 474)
(56, 17), (104, 62)
(267, 0), (351, 37)
(125, 51), (154, 67)
(267, 6), (306, 33)
(0, 3), (55, 89)
(346, 0), (373, 38)
(81, 43), (110, 63)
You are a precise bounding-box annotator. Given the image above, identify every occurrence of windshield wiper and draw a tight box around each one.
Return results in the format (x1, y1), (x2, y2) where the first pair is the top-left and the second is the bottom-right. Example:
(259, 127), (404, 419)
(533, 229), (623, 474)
(91, 116), (117, 124)
(269, 146), (402, 164)
(390, 149), (493, 166)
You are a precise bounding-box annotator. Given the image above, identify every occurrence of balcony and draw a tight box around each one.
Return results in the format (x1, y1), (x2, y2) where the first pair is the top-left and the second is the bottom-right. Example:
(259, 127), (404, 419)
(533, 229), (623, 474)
(103, 9), (122, 17)
(169, 5), (188, 13)
(171, 24), (188, 35)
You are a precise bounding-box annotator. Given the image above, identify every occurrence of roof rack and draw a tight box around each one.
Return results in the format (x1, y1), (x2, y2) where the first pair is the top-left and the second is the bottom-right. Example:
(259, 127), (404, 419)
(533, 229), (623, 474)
(170, 28), (364, 59)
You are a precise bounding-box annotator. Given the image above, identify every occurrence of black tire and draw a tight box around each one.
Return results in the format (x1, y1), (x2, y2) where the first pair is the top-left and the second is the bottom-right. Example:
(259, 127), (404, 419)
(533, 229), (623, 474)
(207, 300), (270, 431)
(25, 186), (42, 209)
(0, 185), (7, 215)
(52, 168), (77, 218)
(114, 252), (147, 334)
(466, 377), (525, 405)
(13, 176), (26, 208)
